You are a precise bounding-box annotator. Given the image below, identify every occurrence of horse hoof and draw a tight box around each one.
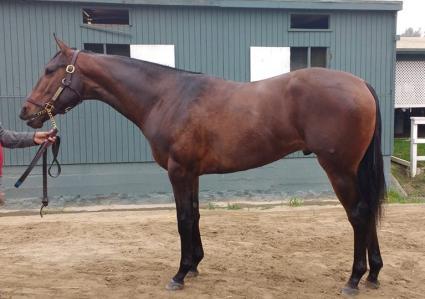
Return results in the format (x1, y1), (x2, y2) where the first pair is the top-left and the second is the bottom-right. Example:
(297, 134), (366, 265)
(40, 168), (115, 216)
(341, 286), (359, 296)
(186, 270), (199, 278)
(365, 279), (380, 289)
(166, 279), (184, 291)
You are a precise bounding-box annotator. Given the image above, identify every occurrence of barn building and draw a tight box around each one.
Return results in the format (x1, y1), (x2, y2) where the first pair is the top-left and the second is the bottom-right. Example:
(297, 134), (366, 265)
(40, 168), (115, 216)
(0, 0), (402, 203)
(394, 37), (425, 137)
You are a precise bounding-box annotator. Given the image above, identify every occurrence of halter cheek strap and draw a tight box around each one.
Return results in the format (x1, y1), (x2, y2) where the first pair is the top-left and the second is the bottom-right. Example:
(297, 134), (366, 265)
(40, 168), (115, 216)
(27, 50), (81, 129)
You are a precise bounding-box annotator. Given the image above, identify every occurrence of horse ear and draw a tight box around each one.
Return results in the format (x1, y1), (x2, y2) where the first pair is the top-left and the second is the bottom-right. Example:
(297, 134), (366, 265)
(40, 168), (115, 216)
(53, 33), (70, 53)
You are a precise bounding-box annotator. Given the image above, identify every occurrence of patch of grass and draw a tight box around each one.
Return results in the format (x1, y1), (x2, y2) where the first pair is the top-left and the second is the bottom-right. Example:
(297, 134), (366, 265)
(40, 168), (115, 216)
(393, 138), (411, 161)
(387, 189), (424, 204)
(226, 203), (242, 210)
(288, 197), (304, 207)
(393, 138), (425, 166)
(207, 202), (217, 210)
(387, 189), (407, 203)
(392, 163), (425, 198)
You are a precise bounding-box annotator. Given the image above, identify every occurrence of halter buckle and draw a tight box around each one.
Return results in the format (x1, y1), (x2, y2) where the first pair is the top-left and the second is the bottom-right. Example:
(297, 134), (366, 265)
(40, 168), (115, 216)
(44, 102), (54, 112)
(65, 65), (75, 74)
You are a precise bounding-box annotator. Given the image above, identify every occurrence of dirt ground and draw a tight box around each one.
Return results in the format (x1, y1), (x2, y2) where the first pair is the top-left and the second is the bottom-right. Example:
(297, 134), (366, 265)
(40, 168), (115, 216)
(0, 204), (424, 299)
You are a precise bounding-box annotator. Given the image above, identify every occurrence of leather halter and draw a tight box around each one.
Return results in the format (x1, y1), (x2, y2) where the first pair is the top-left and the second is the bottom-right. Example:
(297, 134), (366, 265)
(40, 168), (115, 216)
(27, 50), (82, 127)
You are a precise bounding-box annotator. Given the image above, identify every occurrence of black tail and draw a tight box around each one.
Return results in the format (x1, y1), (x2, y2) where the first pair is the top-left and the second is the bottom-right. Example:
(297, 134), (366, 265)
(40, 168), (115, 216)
(358, 82), (387, 224)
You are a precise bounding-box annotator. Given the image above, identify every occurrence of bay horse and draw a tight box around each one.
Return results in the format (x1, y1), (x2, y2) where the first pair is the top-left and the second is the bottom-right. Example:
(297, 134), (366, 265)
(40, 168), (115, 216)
(19, 37), (386, 295)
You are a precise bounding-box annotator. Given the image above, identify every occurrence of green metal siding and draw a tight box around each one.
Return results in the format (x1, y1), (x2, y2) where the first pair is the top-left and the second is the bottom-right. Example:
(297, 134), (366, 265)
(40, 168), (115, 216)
(0, 0), (396, 166)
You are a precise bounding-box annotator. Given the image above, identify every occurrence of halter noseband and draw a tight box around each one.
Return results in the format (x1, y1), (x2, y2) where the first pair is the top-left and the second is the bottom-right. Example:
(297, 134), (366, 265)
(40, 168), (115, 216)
(27, 50), (82, 129)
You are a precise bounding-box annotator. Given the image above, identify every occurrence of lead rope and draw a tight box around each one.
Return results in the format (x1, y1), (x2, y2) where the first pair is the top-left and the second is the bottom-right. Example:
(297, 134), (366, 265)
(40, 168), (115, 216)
(15, 112), (60, 217)
(39, 109), (61, 217)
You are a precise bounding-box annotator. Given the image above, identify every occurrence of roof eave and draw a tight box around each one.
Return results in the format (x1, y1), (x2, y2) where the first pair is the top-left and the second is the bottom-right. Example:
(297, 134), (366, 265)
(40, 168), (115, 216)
(397, 49), (425, 55)
(28, 0), (403, 11)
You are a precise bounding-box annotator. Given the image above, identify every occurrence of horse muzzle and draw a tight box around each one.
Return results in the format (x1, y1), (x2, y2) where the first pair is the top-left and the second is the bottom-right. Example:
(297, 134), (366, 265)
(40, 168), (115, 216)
(19, 107), (47, 128)
(19, 105), (30, 121)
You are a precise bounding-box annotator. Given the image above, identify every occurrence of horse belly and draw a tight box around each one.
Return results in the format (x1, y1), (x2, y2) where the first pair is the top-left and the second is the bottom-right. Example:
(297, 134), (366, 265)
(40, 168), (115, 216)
(200, 130), (302, 174)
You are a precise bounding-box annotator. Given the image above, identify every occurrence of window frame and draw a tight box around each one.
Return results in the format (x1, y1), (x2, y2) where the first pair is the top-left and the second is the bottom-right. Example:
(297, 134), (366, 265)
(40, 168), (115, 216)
(83, 43), (131, 58)
(81, 6), (131, 27)
(83, 43), (106, 54)
(288, 13), (332, 32)
(290, 47), (329, 71)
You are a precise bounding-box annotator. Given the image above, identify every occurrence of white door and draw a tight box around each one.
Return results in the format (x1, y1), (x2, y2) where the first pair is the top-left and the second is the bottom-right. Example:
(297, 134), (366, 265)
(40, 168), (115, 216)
(250, 47), (290, 82)
(130, 45), (175, 67)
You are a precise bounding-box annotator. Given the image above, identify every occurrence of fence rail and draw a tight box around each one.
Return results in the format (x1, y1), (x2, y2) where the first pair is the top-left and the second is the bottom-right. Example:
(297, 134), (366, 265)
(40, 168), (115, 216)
(410, 117), (425, 177)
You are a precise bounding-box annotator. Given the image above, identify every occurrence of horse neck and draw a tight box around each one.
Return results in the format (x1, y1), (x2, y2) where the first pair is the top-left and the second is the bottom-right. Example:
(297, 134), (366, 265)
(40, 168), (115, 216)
(79, 53), (175, 129)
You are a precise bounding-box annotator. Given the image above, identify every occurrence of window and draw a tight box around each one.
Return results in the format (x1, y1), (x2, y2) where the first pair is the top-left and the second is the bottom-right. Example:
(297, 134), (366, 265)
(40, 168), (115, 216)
(290, 47), (308, 71)
(84, 43), (104, 54)
(84, 43), (130, 57)
(290, 14), (330, 30)
(83, 8), (129, 25)
(290, 47), (327, 71)
(250, 46), (328, 81)
(106, 44), (130, 57)
(84, 43), (176, 66)
(310, 47), (327, 68)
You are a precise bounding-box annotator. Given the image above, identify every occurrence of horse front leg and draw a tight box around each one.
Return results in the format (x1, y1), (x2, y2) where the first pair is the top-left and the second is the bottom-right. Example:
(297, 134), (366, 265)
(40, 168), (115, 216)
(166, 159), (197, 290)
(187, 177), (204, 278)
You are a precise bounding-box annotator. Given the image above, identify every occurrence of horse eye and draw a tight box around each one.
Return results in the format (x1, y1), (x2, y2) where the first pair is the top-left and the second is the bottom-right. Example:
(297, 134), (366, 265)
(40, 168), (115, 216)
(45, 67), (54, 75)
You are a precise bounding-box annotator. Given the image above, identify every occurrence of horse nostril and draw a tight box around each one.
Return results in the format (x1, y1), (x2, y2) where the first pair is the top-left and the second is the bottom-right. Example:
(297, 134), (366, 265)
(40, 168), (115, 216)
(19, 107), (28, 120)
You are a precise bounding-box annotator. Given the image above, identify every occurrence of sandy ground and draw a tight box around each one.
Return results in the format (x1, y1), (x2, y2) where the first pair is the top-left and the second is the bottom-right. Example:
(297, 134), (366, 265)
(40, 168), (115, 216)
(0, 204), (424, 299)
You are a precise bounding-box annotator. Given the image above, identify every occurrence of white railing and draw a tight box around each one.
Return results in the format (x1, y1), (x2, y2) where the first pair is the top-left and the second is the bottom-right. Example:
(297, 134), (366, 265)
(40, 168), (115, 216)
(410, 117), (425, 177)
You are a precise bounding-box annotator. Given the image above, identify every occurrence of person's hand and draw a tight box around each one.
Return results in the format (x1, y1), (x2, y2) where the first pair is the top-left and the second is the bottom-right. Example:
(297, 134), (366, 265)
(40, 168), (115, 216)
(33, 130), (57, 145)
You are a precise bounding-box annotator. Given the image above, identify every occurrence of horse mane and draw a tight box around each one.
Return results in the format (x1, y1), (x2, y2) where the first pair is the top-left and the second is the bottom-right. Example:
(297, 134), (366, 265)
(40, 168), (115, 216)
(81, 49), (202, 76)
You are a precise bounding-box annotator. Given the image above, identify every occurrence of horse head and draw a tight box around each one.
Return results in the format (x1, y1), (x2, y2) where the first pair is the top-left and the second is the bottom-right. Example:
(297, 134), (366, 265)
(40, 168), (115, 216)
(20, 35), (84, 128)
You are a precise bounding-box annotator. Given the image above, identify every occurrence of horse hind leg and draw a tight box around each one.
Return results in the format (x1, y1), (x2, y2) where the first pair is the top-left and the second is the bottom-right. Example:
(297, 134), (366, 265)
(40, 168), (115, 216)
(318, 157), (370, 295)
(366, 223), (383, 289)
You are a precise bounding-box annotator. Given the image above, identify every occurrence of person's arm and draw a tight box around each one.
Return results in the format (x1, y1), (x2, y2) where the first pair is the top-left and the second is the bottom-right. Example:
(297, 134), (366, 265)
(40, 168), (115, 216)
(0, 123), (36, 148)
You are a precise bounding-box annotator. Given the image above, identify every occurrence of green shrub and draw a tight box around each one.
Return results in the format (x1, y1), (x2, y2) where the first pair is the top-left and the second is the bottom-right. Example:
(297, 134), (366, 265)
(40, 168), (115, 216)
(226, 203), (242, 210)
(289, 197), (304, 207)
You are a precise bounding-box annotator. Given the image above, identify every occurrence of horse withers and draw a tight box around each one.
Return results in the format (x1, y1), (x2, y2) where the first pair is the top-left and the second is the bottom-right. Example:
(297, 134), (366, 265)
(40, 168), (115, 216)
(19, 36), (386, 295)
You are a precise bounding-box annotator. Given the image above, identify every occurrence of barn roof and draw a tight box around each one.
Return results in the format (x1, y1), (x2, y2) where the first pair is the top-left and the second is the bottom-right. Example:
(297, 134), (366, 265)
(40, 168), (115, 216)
(29, 0), (403, 11)
(397, 37), (425, 55)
